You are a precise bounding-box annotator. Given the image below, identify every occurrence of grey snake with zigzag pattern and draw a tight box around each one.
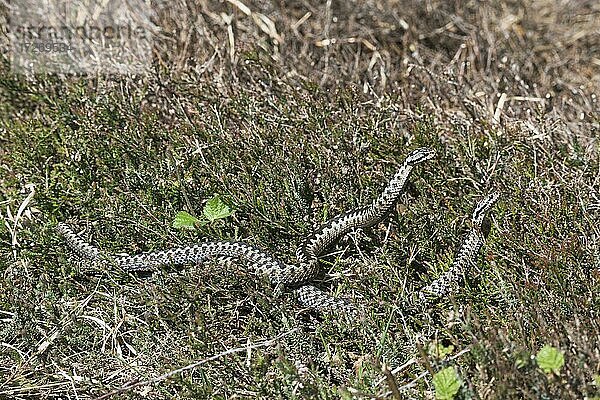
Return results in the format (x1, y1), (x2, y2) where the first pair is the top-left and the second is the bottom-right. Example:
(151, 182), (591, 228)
(57, 147), (499, 313)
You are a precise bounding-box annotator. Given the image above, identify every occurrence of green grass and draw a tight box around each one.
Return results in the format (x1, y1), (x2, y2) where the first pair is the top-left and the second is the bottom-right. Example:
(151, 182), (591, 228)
(1, 1), (599, 399)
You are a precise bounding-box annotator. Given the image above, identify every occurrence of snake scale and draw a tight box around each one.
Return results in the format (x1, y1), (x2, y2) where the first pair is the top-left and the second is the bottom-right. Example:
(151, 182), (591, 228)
(57, 147), (499, 314)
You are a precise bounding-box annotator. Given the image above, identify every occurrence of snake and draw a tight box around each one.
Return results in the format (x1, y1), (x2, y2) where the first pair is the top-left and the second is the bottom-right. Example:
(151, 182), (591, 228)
(57, 147), (499, 313)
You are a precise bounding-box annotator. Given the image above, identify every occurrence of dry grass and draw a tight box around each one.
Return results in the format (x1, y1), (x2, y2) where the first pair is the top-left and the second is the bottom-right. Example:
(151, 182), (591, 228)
(0, 0), (599, 399)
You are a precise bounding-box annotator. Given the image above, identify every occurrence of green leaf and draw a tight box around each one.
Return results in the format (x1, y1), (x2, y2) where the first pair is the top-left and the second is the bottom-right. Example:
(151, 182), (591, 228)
(593, 374), (600, 386)
(428, 341), (455, 359)
(536, 345), (564, 374)
(203, 195), (233, 222)
(433, 367), (461, 400)
(514, 351), (530, 369)
(172, 211), (202, 229)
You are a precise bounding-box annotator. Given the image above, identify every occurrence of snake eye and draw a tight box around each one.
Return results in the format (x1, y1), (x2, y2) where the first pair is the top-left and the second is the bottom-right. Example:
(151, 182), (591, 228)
(406, 147), (436, 165)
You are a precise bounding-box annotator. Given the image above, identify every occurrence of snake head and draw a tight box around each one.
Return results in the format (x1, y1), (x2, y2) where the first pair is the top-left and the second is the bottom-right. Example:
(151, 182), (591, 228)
(405, 147), (436, 165)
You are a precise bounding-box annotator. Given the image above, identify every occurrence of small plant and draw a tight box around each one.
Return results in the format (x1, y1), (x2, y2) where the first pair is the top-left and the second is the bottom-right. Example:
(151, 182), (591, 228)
(514, 350), (530, 369)
(433, 366), (461, 400)
(428, 341), (455, 359)
(591, 375), (600, 400)
(173, 195), (233, 229)
(536, 345), (565, 374)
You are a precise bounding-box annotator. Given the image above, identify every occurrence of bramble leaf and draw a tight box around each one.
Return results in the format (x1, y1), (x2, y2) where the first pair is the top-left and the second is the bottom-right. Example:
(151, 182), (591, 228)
(172, 211), (202, 229)
(536, 345), (564, 374)
(433, 367), (461, 400)
(203, 195), (233, 222)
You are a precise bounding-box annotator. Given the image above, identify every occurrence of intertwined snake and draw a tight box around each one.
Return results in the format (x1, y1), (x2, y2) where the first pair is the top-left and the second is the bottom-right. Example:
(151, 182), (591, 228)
(57, 148), (499, 314)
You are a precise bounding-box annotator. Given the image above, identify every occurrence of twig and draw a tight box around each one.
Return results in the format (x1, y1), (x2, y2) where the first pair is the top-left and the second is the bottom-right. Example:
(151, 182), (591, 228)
(8, 183), (35, 260)
(95, 329), (296, 400)
(381, 362), (402, 400)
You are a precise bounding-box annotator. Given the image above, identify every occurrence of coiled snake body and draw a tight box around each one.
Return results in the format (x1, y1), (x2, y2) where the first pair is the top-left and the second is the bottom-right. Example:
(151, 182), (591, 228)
(57, 148), (498, 313)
